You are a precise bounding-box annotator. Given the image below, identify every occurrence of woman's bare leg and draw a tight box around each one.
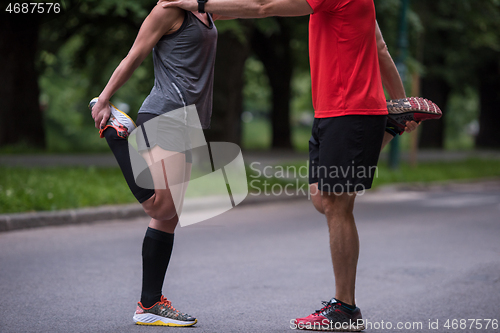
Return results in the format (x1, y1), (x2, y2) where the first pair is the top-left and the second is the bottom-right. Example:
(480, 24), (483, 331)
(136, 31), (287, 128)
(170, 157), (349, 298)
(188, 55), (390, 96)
(140, 146), (189, 222)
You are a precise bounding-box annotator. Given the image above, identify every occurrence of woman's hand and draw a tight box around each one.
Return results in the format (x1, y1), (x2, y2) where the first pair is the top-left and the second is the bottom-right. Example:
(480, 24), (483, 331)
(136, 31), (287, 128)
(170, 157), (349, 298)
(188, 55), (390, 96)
(91, 99), (111, 129)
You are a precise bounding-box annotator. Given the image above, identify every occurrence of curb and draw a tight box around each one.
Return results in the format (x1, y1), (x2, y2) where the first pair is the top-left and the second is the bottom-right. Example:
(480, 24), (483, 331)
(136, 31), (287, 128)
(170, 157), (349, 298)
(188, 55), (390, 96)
(0, 204), (148, 232)
(2, 178), (499, 233)
(0, 193), (307, 233)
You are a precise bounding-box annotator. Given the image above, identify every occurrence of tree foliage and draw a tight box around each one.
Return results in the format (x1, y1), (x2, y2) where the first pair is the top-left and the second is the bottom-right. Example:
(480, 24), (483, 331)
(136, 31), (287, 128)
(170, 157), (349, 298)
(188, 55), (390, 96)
(2, 0), (500, 151)
(375, 0), (500, 148)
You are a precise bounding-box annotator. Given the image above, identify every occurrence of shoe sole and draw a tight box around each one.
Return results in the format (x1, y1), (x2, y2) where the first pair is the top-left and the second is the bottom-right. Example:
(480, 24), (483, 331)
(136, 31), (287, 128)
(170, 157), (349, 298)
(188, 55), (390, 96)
(133, 313), (197, 327)
(294, 323), (365, 332)
(387, 97), (442, 130)
(294, 324), (365, 332)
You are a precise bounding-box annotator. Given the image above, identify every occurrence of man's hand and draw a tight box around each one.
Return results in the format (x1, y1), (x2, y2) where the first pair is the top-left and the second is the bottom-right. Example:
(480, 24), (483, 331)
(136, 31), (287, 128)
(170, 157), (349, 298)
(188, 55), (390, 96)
(158, 0), (197, 12)
(91, 99), (111, 130)
(404, 120), (419, 133)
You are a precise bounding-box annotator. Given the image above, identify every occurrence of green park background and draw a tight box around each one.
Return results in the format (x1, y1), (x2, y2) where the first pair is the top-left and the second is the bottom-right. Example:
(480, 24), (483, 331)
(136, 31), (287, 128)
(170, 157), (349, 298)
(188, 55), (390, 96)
(1, 0), (500, 213)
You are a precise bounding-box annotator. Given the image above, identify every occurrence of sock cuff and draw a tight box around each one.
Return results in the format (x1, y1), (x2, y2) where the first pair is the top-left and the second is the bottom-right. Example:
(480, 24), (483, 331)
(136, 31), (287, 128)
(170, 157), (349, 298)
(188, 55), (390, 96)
(145, 227), (174, 244)
(339, 301), (356, 311)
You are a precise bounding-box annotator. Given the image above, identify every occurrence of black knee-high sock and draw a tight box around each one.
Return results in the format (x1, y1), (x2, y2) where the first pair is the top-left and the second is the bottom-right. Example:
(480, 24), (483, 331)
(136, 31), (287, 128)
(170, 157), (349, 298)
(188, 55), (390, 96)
(103, 128), (155, 203)
(140, 227), (175, 308)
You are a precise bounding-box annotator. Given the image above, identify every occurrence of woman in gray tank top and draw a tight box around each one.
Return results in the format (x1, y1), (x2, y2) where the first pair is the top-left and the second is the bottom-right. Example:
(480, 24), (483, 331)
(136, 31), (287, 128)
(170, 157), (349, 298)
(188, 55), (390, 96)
(89, 4), (228, 327)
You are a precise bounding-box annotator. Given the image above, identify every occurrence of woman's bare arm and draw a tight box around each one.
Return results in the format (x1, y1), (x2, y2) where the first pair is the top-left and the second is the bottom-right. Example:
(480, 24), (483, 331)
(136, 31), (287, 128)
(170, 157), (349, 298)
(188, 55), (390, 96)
(92, 5), (184, 129)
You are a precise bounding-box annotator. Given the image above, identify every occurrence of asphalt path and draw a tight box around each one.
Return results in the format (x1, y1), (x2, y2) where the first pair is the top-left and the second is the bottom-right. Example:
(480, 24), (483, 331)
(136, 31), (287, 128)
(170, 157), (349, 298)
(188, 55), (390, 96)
(1, 186), (499, 333)
(1, 150), (500, 168)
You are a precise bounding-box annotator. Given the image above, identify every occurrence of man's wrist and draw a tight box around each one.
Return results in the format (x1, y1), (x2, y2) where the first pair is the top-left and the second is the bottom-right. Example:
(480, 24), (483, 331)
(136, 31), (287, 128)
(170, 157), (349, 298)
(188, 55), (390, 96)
(197, 0), (208, 13)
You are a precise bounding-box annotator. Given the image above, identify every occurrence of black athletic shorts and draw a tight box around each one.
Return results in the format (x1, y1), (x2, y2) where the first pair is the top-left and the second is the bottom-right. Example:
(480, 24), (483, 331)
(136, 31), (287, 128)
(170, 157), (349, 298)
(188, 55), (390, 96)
(308, 115), (387, 193)
(136, 113), (192, 163)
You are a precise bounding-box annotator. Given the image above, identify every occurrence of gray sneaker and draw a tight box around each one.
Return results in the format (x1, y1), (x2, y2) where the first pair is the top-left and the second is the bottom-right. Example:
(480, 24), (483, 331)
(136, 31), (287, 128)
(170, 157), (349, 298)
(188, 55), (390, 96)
(133, 296), (197, 327)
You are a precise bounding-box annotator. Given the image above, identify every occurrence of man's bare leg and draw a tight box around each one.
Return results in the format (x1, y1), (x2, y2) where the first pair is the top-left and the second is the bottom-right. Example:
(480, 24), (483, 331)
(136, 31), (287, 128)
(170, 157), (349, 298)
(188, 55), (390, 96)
(381, 132), (394, 150)
(321, 191), (358, 305)
(381, 121), (419, 150)
(309, 131), (394, 216)
(310, 183), (324, 214)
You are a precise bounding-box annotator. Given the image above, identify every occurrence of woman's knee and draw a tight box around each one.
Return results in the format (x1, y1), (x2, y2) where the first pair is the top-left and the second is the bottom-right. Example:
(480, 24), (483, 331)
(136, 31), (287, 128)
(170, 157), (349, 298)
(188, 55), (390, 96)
(145, 204), (177, 221)
(149, 217), (178, 233)
(142, 194), (178, 221)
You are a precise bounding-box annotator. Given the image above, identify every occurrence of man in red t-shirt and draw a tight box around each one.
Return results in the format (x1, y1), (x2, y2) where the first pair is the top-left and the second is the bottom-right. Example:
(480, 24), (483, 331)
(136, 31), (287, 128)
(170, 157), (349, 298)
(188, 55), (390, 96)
(160, 0), (417, 330)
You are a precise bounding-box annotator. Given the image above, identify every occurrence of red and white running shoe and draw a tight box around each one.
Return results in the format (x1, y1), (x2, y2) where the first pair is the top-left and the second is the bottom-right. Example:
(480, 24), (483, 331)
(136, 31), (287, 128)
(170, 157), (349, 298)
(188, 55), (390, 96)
(387, 97), (442, 131)
(293, 298), (365, 331)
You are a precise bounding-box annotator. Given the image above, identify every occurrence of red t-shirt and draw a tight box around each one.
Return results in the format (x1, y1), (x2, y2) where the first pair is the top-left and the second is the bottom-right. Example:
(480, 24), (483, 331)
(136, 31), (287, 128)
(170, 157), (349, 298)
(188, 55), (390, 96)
(306, 0), (387, 118)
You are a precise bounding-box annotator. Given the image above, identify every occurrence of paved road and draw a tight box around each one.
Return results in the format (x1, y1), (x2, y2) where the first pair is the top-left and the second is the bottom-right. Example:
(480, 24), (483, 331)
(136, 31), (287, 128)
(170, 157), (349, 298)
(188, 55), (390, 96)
(1, 150), (500, 168)
(1, 186), (499, 333)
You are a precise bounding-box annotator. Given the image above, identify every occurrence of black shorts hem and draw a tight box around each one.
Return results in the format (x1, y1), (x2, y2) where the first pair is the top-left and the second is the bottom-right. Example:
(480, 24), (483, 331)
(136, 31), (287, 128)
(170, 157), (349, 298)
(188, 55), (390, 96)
(308, 115), (385, 191)
(136, 189), (155, 204)
(315, 179), (375, 193)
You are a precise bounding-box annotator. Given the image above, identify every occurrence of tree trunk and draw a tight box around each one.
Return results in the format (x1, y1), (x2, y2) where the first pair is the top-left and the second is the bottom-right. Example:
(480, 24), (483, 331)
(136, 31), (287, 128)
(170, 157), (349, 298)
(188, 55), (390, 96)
(0, 13), (45, 148)
(476, 57), (500, 148)
(418, 77), (449, 149)
(207, 30), (250, 145)
(251, 18), (293, 150)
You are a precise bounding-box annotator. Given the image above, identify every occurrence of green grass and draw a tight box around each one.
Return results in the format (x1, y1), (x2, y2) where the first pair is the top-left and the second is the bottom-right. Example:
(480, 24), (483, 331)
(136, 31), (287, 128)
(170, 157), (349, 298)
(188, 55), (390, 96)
(251, 158), (500, 191)
(242, 118), (271, 150)
(292, 125), (312, 152)
(242, 118), (312, 152)
(0, 166), (134, 214)
(373, 159), (500, 187)
(1, 158), (499, 214)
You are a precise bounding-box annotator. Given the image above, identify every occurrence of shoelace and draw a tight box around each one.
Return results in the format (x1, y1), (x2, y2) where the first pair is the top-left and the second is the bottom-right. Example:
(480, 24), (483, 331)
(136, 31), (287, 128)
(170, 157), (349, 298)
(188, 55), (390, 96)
(159, 296), (179, 313)
(314, 301), (336, 315)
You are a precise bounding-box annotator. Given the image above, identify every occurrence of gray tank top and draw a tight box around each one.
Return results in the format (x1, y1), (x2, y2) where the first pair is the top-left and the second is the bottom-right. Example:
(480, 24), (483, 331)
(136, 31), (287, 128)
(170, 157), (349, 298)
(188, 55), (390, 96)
(138, 11), (218, 129)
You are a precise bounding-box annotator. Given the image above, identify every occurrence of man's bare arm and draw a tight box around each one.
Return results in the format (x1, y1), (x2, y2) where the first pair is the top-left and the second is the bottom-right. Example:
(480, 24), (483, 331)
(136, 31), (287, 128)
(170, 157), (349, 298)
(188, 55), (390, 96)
(159, 0), (313, 18)
(376, 21), (406, 100)
(212, 13), (237, 20)
(375, 21), (418, 140)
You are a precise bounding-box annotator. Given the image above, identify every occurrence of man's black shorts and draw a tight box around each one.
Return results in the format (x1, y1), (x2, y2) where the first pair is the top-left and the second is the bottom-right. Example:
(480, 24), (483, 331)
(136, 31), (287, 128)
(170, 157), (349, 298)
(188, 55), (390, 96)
(308, 115), (386, 193)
